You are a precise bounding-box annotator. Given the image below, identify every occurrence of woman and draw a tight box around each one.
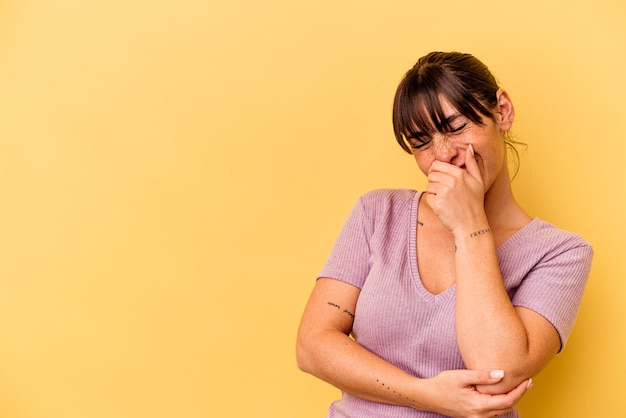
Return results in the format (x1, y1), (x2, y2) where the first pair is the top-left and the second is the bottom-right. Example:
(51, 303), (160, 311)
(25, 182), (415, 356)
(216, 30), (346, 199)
(296, 52), (593, 418)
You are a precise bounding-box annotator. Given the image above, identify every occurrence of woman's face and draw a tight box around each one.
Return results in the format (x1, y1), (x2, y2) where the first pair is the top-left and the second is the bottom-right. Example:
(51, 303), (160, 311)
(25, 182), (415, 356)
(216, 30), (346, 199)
(406, 90), (514, 193)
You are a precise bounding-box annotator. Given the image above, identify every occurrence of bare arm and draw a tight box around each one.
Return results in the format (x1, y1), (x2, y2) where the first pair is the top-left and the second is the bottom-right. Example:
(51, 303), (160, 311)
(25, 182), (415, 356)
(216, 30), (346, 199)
(426, 146), (560, 394)
(453, 227), (560, 393)
(296, 278), (531, 415)
(296, 278), (426, 409)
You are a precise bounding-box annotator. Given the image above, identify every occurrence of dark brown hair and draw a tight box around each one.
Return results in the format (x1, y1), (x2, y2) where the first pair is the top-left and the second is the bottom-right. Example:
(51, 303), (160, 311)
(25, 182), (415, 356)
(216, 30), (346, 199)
(392, 52), (500, 154)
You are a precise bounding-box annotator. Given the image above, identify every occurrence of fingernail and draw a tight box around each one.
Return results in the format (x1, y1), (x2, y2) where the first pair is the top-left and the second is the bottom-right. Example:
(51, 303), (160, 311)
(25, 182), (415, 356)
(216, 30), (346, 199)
(490, 370), (504, 379)
(526, 378), (533, 389)
(469, 144), (475, 156)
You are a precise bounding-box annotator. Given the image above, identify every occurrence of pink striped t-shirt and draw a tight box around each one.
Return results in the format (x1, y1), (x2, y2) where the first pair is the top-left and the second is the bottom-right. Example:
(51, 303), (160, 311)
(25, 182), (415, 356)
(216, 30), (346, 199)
(319, 189), (593, 418)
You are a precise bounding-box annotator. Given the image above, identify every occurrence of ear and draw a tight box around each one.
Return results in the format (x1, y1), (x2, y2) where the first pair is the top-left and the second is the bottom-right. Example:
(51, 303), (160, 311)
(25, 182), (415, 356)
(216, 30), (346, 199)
(494, 89), (515, 131)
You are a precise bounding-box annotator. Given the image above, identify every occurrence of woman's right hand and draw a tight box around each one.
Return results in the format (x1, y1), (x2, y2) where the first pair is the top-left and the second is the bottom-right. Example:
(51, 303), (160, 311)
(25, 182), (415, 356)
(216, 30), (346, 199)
(297, 278), (531, 417)
(422, 369), (531, 418)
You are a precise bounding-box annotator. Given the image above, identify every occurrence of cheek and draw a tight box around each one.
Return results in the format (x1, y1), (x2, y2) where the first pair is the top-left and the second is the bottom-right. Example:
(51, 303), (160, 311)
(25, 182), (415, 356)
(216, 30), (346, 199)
(413, 152), (433, 175)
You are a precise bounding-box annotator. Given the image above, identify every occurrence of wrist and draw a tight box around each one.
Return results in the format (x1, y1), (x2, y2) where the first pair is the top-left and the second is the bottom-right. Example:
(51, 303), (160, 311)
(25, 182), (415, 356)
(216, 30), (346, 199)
(389, 376), (432, 411)
(415, 375), (448, 415)
(452, 221), (491, 241)
(453, 221), (494, 254)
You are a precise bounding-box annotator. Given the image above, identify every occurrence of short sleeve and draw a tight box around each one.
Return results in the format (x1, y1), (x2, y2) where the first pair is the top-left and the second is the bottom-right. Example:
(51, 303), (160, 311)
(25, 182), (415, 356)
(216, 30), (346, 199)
(512, 240), (593, 351)
(317, 197), (372, 289)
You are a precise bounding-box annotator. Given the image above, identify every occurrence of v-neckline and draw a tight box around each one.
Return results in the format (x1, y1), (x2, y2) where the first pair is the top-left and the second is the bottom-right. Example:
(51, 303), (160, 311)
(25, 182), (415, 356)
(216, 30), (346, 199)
(408, 191), (538, 301)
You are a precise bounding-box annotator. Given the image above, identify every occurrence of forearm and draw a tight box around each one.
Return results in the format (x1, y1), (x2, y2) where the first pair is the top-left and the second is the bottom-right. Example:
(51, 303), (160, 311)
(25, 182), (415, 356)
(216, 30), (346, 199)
(297, 329), (430, 410)
(297, 327), (530, 416)
(454, 225), (531, 392)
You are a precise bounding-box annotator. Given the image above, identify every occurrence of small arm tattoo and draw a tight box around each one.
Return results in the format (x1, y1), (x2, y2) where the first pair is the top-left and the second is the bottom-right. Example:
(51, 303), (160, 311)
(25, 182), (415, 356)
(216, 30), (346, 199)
(327, 302), (355, 319)
(376, 379), (417, 405)
(469, 228), (491, 238)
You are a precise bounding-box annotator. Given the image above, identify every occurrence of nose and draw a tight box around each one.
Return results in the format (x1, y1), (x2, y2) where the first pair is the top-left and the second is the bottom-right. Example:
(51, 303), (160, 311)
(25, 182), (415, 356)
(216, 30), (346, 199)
(432, 134), (460, 164)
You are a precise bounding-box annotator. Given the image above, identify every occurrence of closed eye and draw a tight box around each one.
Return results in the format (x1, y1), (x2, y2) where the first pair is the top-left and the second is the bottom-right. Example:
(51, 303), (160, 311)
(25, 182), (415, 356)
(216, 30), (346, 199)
(411, 140), (431, 149)
(407, 135), (432, 150)
(449, 122), (468, 134)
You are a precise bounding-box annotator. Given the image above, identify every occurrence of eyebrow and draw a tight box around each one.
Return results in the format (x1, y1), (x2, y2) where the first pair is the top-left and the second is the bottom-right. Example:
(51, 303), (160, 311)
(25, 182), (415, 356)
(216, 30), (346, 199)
(406, 131), (426, 140)
(440, 114), (464, 125)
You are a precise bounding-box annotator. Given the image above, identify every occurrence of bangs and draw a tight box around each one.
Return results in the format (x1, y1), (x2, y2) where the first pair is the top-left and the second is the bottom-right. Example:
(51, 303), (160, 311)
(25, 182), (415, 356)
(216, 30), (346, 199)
(396, 79), (455, 140)
(392, 58), (497, 154)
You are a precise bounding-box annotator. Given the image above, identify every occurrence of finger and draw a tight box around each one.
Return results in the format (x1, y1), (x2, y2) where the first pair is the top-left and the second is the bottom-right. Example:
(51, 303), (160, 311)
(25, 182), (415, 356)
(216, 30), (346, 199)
(425, 181), (440, 196)
(494, 378), (532, 405)
(482, 379), (531, 416)
(465, 144), (482, 181)
(428, 160), (457, 175)
(427, 170), (449, 187)
(460, 369), (506, 386)
(507, 378), (532, 396)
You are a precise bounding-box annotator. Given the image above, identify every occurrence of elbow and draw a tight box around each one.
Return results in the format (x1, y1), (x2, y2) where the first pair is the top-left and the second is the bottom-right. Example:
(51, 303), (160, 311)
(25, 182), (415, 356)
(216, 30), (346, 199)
(296, 327), (332, 376)
(466, 354), (533, 395)
(469, 357), (534, 395)
(295, 343), (308, 373)
(295, 333), (315, 374)
(475, 369), (531, 395)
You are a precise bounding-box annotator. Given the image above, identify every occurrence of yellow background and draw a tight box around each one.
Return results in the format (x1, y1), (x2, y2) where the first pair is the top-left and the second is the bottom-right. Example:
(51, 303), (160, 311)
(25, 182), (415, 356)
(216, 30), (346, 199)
(0, 0), (623, 417)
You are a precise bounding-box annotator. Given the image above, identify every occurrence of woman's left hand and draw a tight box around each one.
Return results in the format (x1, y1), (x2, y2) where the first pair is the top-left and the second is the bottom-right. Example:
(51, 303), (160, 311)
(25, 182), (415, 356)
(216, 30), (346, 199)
(425, 145), (486, 234)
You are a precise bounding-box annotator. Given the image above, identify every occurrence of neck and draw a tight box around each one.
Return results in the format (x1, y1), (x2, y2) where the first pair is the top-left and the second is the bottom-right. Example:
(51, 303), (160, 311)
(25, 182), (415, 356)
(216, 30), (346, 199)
(483, 165), (530, 230)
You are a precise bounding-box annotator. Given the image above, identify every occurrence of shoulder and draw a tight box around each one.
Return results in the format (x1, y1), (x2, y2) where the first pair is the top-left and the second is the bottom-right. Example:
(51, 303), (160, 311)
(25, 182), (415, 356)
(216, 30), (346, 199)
(507, 219), (594, 350)
(358, 188), (419, 209)
(505, 218), (594, 264)
(527, 219), (593, 254)
(349, 189), (419, 234)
